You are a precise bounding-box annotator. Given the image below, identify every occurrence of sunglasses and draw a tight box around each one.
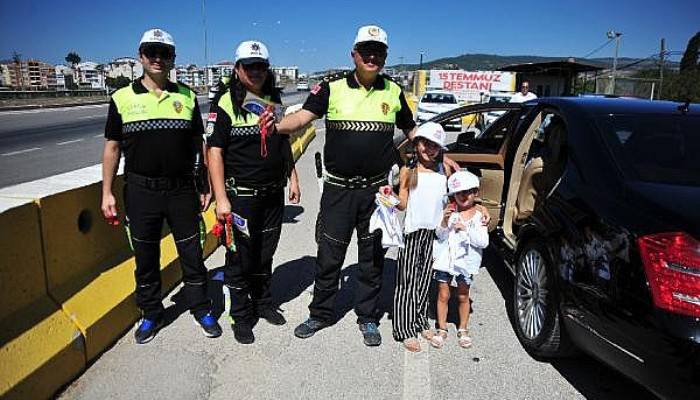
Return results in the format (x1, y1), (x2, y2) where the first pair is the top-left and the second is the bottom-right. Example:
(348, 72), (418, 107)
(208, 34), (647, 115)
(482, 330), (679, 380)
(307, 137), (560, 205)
(355, 46), (387, 61)
(141, 46), (174, 60)
(241, 62), (269, 72)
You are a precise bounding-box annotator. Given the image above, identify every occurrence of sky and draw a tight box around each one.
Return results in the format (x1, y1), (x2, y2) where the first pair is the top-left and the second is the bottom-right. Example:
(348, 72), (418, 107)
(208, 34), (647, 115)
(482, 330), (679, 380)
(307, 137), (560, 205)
(0, 0), (697, 73)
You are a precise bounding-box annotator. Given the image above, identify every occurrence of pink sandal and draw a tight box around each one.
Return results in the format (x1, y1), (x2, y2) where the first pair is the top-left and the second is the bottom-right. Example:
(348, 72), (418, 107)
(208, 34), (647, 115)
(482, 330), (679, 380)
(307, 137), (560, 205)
(457, 329), (472, 349)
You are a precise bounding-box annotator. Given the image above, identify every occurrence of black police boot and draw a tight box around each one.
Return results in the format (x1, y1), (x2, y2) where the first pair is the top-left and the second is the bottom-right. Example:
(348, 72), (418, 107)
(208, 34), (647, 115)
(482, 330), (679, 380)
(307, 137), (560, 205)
(359, 322), (382, 346)
(232, 322), (255, 344)
(258, 308), (286, 326)
(294, 318), (330, 339)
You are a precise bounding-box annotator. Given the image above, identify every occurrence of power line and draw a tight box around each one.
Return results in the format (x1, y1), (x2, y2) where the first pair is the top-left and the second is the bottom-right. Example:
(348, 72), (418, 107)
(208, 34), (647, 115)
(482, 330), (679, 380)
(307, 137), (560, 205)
(582, 38), (614, 59)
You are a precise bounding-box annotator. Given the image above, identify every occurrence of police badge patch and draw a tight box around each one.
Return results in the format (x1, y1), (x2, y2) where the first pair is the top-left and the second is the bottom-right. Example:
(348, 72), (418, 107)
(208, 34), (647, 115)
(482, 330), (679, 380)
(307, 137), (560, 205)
(173, 100), (183, 113)
(205, 122), (215, 137)
(381, 102), (389, 115)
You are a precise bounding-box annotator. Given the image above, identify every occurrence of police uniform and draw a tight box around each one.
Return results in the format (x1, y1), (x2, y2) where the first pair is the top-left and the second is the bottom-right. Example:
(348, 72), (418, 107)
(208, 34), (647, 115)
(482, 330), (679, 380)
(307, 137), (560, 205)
(302, 71), (416, 325)
(207, 87), (289, 324)
(105, 77), (211, 321)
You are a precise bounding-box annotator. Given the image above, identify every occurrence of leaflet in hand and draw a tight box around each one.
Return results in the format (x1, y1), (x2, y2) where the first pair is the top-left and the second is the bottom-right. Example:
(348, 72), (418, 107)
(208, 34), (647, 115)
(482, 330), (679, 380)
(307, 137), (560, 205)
(242, 92), (282, 119)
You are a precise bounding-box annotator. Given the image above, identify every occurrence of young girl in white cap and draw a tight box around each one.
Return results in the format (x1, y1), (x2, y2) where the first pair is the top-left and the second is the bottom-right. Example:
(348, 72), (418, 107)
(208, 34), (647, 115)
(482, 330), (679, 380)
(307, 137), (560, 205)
(431, 170), (489, 349)
(388, 122), (449, 352)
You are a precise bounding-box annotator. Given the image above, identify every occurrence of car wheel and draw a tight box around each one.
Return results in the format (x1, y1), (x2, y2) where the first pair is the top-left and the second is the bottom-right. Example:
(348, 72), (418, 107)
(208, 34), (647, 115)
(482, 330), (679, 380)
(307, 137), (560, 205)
(513, 240), (574, 358)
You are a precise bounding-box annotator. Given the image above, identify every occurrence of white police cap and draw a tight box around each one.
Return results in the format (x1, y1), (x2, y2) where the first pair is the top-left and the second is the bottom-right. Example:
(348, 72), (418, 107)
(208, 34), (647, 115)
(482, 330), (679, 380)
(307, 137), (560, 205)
(353, 25), (388, 47)
(235, 40), (270, 64)
(139, 28), (175, 48)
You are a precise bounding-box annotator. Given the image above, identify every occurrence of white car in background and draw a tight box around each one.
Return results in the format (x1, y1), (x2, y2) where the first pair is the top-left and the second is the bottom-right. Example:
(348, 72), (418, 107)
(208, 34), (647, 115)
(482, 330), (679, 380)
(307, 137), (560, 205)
(416, 90), (462, 130)
(484, 92), (514, 125)
(296, 80), (310, 91)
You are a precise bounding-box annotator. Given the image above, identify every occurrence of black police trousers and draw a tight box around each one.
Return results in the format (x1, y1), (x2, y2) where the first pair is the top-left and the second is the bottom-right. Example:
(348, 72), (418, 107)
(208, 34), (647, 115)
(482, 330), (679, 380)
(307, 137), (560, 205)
(310, 183), (386, 325)
(224, 189), (283, 323)
(124, 180), (210, 321)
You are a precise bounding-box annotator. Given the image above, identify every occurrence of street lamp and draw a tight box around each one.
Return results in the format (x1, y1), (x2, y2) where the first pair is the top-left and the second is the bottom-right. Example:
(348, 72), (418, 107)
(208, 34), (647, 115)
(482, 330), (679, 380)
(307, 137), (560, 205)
(607, 30), (622, 95)
(419, 51), (425, 70)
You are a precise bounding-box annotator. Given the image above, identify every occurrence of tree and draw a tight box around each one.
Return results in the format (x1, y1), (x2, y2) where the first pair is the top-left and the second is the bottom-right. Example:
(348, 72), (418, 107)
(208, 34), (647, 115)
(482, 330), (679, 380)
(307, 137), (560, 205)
(11, 51), (23, 88)
(65, 51), (81, 87)
(680, 32), (700, 72)
(106, 75), (131, 90)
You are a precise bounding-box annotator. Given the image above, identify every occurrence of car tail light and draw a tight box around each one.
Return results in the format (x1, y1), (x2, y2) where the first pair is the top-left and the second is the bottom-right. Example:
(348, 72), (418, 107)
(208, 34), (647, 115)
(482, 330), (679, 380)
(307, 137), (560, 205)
(638, 232), (700, 318)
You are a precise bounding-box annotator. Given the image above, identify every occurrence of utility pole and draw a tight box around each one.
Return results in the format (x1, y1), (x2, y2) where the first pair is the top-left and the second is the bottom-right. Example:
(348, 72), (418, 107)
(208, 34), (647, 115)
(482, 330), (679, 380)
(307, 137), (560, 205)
(399, 56), (404, 72)
(419, 51), (424, 70)
(202, 0), (209, 89)
(659, 38), (665, 100)
(607, 30), (622, 95)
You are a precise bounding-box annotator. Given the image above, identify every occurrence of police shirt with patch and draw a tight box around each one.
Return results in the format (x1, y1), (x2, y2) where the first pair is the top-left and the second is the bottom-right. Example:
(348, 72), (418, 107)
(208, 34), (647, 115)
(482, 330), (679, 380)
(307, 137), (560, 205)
(105, 78), (204, 178)
(206, 90), (288, 187)
(303, 71), (415, 178)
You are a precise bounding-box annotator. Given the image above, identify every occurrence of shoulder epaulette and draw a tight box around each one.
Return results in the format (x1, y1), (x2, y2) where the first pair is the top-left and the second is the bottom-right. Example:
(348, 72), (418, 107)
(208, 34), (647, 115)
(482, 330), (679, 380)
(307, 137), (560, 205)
(323, 70), (351, 83)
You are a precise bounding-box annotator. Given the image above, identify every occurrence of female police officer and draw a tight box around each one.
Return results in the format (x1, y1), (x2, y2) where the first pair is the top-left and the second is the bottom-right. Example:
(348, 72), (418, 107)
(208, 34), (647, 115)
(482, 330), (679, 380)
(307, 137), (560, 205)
(207, 40), (300, 344)
(101, 28), (221, 344)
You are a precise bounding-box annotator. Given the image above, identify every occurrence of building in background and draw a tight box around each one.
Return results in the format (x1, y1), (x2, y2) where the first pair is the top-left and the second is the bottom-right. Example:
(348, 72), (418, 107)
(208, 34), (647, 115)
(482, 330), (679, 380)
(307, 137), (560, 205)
(271, 66), (298, 86)
(0, 64), (10, 88)
(55, 65), (72, 89)
(76, 61), (105, 89)
(498, 59), (603, 97)
(204, 61), (235, 87)
(107, 57), (142, 81)
(0, 59), (56, 90)
(176, 64), (205, 87)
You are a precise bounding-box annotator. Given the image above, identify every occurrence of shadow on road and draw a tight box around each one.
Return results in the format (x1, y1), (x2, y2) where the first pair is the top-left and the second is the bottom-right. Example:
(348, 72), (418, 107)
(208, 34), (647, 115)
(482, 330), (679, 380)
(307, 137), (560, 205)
(335, 258), (398, 326)
(271, 255), (316, 309)
(283, 205), (304, 224)
(483, 249), (657, 400)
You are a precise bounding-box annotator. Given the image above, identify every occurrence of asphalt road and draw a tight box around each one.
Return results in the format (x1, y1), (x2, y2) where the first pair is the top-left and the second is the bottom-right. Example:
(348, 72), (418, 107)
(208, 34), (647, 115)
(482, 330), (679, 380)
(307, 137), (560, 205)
(57, 121), (657, 400)
(0, 91), (309, 189)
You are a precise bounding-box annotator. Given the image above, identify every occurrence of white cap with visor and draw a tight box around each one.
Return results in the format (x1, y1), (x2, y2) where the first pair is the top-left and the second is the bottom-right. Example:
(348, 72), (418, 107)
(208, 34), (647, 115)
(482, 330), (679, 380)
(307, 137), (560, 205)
(235, 40), (270, 64)
(139, 28), (175, 48)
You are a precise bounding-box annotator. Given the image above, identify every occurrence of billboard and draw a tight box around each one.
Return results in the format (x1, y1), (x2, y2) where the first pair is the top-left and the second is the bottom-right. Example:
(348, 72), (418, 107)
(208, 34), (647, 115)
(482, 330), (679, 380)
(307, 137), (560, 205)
(429, 70), (516, 102)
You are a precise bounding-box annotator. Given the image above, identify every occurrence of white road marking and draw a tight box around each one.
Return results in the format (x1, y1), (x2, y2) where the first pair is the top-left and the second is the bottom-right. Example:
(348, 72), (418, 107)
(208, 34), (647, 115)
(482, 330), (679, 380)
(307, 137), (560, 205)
(57, 139), (83, 146)
(402, 344), (432, 399)
(94, 134), (104, 138)
(2, 147), (41, 156)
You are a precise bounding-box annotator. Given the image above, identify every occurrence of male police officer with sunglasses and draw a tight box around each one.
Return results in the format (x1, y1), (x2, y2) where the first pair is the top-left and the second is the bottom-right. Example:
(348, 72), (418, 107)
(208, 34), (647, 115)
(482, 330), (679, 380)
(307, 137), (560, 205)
(101, 28), (221, 344)
(275, 25), (440, 346)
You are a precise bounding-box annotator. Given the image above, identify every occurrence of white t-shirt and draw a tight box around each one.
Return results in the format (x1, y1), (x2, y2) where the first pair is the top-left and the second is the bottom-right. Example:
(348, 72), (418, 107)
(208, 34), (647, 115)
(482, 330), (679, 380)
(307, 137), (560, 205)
(510, 92), (538, 103)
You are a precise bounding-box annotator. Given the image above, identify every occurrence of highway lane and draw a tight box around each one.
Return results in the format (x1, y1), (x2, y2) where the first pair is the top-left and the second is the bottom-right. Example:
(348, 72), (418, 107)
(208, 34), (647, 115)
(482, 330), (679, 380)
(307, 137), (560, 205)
(0, 91), (308, 188)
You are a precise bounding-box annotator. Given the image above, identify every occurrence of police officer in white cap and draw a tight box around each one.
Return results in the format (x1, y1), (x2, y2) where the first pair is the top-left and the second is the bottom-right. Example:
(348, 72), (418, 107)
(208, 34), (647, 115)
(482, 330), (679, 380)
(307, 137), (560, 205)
(207, 40), (300, 344)
(101, 28), (221, 344)
(275, 25), (459, 346)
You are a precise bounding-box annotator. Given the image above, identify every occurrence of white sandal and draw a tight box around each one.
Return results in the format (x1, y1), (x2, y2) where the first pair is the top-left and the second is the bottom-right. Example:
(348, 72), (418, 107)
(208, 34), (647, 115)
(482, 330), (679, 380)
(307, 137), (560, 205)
(420, 329), (434, 341)
(430, 329), (447, 349)
(457, 329), (472, 349)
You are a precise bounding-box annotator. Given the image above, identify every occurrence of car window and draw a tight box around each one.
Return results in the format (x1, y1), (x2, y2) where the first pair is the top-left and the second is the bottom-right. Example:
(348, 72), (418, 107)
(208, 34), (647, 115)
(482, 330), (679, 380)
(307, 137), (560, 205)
(489, 96), (511, 104)
(448, 109), (517, 154)
(597, 115), (700, 186)
(422, 93), (457, 104)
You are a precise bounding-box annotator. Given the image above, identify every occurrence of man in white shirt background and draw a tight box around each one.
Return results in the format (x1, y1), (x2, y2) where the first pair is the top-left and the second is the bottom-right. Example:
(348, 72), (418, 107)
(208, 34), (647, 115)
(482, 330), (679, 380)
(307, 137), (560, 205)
(510, 81), (538, 103)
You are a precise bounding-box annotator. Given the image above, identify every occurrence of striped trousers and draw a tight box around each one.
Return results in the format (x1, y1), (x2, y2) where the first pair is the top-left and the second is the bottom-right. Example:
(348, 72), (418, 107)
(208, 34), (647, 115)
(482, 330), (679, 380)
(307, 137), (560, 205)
(393, 229), (435, 341)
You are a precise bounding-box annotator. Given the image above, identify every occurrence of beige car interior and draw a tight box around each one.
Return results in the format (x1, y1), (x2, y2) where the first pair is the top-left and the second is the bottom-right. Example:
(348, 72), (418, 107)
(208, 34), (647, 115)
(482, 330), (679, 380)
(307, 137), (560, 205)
(502, 113), (544, 244)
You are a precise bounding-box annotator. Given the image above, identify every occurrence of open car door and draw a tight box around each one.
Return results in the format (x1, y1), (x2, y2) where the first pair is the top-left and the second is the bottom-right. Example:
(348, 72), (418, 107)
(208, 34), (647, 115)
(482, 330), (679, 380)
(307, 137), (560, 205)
(398, 103), (523, 231)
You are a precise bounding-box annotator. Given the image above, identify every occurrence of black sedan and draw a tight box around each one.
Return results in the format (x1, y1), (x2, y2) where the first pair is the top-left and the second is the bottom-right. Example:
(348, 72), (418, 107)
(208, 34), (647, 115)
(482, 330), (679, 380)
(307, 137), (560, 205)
(400, 97), (700, 399)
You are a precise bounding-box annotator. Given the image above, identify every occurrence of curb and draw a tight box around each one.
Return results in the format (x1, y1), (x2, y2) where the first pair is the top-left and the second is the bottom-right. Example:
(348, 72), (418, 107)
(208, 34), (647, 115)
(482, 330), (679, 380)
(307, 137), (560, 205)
(0, 100), (110, 112)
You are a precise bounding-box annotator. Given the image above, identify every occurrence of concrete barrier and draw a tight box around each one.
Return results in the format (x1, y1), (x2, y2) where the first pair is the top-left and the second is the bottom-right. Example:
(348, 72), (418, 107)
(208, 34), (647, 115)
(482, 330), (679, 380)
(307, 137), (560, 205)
(0, 198), (85, 400)
(0, 165), (219, 399)
(0, 130), (315, 398)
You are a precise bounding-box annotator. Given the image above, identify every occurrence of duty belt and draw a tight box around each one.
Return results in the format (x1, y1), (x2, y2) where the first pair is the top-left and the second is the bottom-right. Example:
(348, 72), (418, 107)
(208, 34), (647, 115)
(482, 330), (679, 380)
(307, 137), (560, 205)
(324, 171), (387, 189)
(225, 177), (284, 197)
(127, 173), (193, 191)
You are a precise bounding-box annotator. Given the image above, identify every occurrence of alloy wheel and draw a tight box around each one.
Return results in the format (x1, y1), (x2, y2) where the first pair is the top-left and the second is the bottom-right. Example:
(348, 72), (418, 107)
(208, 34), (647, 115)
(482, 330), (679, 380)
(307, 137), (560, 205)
(516, 248), (549, 340)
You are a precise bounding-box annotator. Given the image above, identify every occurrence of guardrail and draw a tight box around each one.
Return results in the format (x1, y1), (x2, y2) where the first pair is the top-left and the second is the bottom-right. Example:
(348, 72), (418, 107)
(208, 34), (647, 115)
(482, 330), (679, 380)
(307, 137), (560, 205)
(0, 123), (315, 400)
(0, 90), (108, 100)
